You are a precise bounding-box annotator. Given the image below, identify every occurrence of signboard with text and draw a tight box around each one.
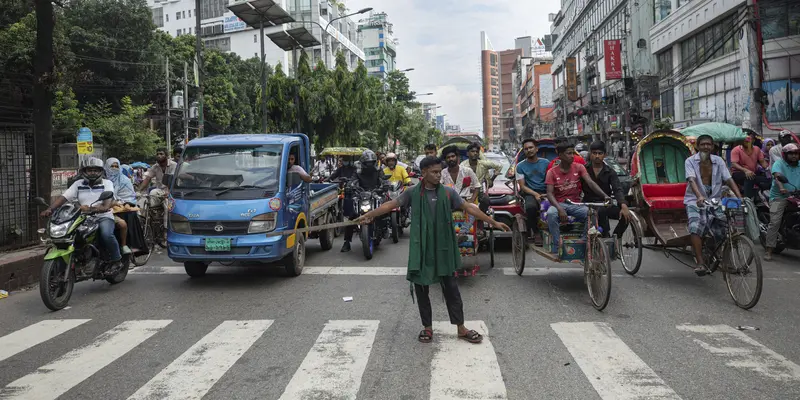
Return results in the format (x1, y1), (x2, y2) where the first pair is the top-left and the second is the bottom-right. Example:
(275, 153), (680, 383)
(604, 40), (623, 80)
(566, 57), (578, 101)
(223, 16), (246, 33)
(76, 127), (93, 155)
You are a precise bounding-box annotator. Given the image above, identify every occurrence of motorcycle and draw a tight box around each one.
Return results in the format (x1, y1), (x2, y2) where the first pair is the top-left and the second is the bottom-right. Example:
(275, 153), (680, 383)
(34, 191), (130, 311)
(758, 177), (800, 253)
(386, 180), (410, 241)
(344, 178), (392, 260)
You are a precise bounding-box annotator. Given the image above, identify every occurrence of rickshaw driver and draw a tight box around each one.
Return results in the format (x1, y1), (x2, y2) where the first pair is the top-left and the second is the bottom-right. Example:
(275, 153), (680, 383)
(684, 134), (743, 276)
(545, 143), (610, 253)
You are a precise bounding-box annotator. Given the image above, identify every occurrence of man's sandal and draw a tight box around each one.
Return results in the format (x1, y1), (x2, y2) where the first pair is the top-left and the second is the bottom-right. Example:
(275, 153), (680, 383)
(458, 330), (483, 344)
(694, 265), (708, 276)
(418, 329), (433, 343)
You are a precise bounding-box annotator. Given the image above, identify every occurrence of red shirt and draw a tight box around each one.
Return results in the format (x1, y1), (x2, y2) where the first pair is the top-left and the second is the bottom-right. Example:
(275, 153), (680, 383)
(545, 162), (589, 203)
(547, 155), (586, 172)
(730, 145), (764, 172)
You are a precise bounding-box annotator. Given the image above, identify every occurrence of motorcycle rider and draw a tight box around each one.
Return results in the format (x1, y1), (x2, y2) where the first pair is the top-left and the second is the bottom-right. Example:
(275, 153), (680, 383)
(383, 152), (411, 185)
(765, 143), (800, 261)
(730, 130), (770, 199)
(341, 150), (384, 252)
(40, 157), (123, 275)
(769, 130), (795, 167)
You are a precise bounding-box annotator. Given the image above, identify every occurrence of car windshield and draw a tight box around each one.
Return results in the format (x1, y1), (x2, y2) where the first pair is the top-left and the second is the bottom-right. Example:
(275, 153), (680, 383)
(174, 144), (282, 197)
(485, 155), (511, 180)
(604, 158), (627, 176)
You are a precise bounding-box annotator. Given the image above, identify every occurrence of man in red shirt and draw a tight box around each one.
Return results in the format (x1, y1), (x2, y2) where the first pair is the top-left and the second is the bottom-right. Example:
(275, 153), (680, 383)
(544, 142), (609, 253)
(547, 153), (586, 171)
(730, 130), (769, 199)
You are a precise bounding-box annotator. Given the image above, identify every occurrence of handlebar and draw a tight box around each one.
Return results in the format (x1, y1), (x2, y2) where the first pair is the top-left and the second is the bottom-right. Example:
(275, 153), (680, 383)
(565, 198), (616, 208)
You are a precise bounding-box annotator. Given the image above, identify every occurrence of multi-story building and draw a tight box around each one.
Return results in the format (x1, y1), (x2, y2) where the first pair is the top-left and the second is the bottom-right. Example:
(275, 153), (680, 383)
(435, 115), (446, 132)
(445, 123), (461, 133)
(148, 0), (365, 75)
(514, 55), (555, 140)
(650, 0), (800, 134)
(480, 31), (500, 149)
(422, 103), (438, 127)
(358, 12), (398, 80)
(549, 0), (659, 141)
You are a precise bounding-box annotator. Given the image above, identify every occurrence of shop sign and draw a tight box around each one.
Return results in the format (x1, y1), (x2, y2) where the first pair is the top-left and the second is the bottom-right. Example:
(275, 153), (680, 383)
(566, 57), (578, 101)
(604, 40), (622, 80)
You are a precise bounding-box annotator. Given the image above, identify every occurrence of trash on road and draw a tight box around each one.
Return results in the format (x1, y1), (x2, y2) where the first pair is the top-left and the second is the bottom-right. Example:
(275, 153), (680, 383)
(0, 290), (8, 299)
(736, 325), (760, 331)
(342, 296), (353, 302)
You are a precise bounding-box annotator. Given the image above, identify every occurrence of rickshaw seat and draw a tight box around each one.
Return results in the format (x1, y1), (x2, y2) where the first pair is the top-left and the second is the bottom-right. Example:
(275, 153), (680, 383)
(642, 183), (687, 210)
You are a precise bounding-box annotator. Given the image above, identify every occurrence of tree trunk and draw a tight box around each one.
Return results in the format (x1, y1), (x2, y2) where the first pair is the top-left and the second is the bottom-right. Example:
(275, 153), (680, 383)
(33, 0), (54, 200)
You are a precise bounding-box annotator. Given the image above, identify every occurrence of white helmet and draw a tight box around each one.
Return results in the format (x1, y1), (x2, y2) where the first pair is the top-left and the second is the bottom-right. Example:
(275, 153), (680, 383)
(80, 157), (105, 184)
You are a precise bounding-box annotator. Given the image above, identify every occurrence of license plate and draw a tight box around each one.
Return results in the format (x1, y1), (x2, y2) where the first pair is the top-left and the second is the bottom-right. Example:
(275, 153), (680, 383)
(205, 238), (231, 252)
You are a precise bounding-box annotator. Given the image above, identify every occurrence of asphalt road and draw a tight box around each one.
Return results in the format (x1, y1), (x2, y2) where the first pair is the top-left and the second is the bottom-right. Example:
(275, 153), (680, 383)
(1, 233), (799, 400)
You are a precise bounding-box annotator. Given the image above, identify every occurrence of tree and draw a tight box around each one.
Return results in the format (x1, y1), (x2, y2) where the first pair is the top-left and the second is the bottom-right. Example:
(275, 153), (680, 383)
(266, 63), (296, 132)
(84, 96), (161, 161)
(52, 88), (84, 140)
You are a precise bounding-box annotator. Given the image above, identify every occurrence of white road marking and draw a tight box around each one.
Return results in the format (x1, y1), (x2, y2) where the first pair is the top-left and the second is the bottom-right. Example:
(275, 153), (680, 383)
(129, 266), (405, 275)
(278, 320), (379, 400)
(0, 319), (91, 362)
(128, 320), (274, 400)
(677, 324), (800, 382)
(0, 320), (171, 400)
(430, 320), (507, 400)
(551, 322), (682, 400)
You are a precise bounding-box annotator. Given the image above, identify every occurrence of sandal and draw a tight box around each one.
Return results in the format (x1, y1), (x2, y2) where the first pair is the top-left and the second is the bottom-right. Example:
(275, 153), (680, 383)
(694, 265), (708, 276)
(458, 329), (483, 344)
(418, 329), (433, 343)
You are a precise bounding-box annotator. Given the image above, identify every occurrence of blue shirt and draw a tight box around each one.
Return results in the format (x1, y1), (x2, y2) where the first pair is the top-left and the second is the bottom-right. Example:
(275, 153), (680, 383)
(515, 158), (550, 193)
(770, 159), (800, 201)
(684, 153), (732, 205)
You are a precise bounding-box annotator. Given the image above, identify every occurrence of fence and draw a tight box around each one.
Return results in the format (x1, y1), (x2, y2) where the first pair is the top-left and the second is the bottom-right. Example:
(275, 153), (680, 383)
(0, 123), (39, 251)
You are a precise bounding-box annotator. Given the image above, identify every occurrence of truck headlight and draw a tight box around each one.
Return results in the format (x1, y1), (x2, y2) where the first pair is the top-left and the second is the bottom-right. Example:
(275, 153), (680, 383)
(169, 213), (192, 234)
(49, 221), (70, 238)
(248, 213), (276, 233)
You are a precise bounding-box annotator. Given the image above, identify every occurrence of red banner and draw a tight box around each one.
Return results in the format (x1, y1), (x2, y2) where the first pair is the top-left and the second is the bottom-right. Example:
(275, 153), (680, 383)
(604, 40), (622, 80)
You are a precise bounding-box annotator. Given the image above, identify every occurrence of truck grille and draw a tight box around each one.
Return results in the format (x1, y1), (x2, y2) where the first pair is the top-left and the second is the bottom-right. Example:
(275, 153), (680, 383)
(189, 221), (250, 236)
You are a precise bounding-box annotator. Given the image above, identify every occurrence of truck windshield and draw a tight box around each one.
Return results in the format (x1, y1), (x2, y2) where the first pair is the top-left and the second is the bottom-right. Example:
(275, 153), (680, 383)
(174, 144), (282, 198)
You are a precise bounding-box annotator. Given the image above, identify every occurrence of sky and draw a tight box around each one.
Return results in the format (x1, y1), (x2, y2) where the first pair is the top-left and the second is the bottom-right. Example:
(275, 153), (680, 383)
(344, 0), (562, 136)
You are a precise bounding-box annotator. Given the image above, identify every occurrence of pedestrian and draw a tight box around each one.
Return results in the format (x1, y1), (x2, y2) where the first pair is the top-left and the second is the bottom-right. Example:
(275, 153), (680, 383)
(358, 156), (510, 344)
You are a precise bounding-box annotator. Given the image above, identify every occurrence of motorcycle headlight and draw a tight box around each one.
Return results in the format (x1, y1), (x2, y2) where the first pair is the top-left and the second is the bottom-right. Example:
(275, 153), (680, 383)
(360, 200), (372, 212)
(49, 221), (71, 238)
(248, 212), (276, 234)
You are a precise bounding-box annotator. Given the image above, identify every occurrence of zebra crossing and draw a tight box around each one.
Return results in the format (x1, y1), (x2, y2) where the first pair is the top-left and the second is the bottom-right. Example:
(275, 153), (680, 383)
(1, 319), (799, 399)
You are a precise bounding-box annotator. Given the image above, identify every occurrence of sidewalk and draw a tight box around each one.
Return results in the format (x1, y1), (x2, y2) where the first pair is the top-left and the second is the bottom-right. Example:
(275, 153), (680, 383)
(0, 245), (46, 292)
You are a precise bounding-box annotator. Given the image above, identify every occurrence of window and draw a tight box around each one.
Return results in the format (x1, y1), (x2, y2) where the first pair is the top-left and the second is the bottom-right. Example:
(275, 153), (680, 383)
(176, 12), (181, 20)
(201, 0), (226, 20)
(680, 14), (739, 72)
(188, 9), (192, 18)
(254, 34), (257, 43)
(182, 11), (185, 19)
(152, 7), (164, 27)
(682, 81), (700, 118)
(490, 53), (498, 67)
(166, 13), (168, 22)
(760, 0), (800, 39)
(657, 50), (672, 79)
(762, 56), (800, 123)
(204, 37), (231, 51)
(655, 0), (672, 23)
(660, 89), (674, 119)
(201, 24), (223, 37)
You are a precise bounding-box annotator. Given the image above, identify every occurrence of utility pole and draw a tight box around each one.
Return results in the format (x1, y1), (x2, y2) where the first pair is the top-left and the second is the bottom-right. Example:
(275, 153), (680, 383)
(165, 57), (171, 155)
(195, 0), (204, 137)
(746, 0), (762, 134)
(184, 61), (189, 145)
(33, 0), (54, 202)
(260, 21), (268, 133)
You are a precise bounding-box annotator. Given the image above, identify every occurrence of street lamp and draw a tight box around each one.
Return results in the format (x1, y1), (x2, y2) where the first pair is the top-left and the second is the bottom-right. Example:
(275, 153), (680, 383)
(400, 68), (415, 72)
(417, 92), (433, 96)
(321, 7), (373, 68)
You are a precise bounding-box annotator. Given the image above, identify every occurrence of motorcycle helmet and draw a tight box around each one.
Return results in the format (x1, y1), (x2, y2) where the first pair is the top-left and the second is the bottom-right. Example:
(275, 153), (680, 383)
(360, 149), (377, 169)
(80, 157), (105, 185)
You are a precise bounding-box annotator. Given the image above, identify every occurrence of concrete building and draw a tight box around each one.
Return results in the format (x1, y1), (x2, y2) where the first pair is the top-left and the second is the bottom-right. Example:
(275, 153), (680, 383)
(480, 31), (500, 149)
(422, 103), (438, 126)
(435, 115), (446, 132)
(445, 123), (461, 133)
(357, 12), (398, 80)
(651, 0), (800, 134)
(549, 0), (659, 141)
(148, 0), (365, 75)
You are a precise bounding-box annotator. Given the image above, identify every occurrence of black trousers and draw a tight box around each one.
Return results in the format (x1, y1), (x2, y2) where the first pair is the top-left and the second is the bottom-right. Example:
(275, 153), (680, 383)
(597, 205), (629, 238)
(524, 194), (544, 235)
(414, 276), (464, 327)
(732, 171), (770, 199)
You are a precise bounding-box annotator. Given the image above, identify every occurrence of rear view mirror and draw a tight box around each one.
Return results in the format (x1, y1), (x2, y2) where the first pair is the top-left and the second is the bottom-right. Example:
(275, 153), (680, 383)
(98, 191), (115, 201)
(33, 197), (49, 207)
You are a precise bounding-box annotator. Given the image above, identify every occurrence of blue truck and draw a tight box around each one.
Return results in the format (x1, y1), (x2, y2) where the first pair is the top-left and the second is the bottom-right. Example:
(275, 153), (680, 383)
(165, 134), (339, 277)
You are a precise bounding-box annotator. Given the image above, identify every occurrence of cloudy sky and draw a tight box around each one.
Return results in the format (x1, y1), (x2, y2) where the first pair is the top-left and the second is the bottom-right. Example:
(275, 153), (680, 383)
(345, 0), (562, 135)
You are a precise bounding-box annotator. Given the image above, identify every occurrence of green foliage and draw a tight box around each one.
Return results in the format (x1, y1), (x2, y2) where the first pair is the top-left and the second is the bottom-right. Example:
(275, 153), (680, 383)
(654, 118), (674, 130)
(52, 88), (84, 139)
(84, 96), (162, 160)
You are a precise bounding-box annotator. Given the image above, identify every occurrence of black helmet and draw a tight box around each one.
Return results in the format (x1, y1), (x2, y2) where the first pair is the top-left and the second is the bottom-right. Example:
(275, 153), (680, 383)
(360, 149), (377, 163)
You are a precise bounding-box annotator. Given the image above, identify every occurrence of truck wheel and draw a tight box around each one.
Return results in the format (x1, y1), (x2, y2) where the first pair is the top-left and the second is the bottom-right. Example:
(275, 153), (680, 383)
(319, 215), (334, 251)
(284, 233), (305, 276)
(184, 262), (208, 278)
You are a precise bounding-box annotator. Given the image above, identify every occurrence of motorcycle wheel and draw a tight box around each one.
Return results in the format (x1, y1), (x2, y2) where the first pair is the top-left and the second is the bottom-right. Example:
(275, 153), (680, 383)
(106, 255), (130, 284)
(361, 224), (373, 260)
(390, 212), (399, 243)
(40, 258), (75, 311)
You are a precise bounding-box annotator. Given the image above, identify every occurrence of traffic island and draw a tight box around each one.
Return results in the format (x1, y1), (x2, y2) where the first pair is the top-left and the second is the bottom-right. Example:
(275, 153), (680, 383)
(0, 246), (46, 292)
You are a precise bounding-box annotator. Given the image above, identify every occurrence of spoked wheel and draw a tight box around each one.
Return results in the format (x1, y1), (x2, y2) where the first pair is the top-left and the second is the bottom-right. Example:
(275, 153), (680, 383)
(511, 221), (526, 276)
(586, 237), (612, 311)
(132, 215), (154, 267)
(722, 235), (763, 310)
(619, 212), (643, 275)
(40, 258), (75, 311)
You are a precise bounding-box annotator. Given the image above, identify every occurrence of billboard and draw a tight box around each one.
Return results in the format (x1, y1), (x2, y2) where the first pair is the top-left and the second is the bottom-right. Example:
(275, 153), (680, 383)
(223, 16), (246, 33)
(539, 74), (554, 108)
(566, 57), (578, 101)
(604, 40), (622, 80)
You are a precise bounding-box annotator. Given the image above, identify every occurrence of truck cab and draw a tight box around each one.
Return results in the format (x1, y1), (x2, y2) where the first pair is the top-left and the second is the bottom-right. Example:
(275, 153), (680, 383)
(166, 134), (338, 277)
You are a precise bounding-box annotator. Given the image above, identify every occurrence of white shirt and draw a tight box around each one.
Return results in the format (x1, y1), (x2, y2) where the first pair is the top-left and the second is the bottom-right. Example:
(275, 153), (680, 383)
(769, 144), (783, 167)
(440, 166), (480, 199)
(145, 160), (178, 189)
(62, 179), (116, 220)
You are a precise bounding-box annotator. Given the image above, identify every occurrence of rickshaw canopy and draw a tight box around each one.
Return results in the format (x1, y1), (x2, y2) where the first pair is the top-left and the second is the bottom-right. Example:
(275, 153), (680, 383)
(630, 130), (696, 184)
(318, 147), (368, 157)
(678, 122), (746, 143)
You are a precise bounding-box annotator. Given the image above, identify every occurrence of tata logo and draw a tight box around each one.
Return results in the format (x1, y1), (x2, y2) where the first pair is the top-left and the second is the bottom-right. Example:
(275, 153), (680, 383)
(214, 224), (224, 232)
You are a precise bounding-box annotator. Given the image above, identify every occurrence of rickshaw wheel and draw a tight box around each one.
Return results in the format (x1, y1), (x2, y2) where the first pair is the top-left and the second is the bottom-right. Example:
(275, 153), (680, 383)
(620, 212), (643, 275)
(586, 237), (612, 311)
(488, 228), (495, 268)
(722, 235), (763, 310)
(511, 221), (526, 276)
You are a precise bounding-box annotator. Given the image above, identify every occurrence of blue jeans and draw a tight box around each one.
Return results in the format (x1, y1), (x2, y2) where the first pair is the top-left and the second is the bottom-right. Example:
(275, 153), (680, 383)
(98, 218), (121, 262)
(546, 203), (588, 252)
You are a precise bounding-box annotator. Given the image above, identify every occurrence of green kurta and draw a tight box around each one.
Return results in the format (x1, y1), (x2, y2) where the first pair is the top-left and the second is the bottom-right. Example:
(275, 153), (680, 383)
(406, 184), (461, 285)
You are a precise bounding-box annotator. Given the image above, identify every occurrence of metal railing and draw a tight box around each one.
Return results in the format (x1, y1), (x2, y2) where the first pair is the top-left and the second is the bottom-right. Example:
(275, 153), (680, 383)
(0, 123), (39, 251)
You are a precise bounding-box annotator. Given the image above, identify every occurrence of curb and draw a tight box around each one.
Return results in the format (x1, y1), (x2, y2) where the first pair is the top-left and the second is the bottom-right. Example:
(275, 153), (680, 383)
(1, 246), (46, 292)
